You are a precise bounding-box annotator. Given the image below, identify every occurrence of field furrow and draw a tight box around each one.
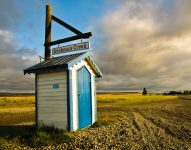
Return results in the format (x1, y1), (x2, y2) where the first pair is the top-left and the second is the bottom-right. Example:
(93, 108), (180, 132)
(137, 110), (191, 146)
(161, 109), (191, 121)
(132, 112), (189, 149)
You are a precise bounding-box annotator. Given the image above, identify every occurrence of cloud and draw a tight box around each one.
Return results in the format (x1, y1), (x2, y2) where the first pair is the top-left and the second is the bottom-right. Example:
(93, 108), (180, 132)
(0, 29), (39, 92)
(91, 0), (191, 91)
(0, 0), (42, 92)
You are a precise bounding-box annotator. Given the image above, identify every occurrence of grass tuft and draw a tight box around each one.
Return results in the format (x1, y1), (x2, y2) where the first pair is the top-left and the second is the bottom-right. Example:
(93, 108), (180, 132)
(20, 125), (74, 148)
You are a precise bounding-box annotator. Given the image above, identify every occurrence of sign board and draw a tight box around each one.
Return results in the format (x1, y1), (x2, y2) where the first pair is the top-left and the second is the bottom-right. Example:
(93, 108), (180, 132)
(52, 42), (89, 55)
(53, 83), (59, 89)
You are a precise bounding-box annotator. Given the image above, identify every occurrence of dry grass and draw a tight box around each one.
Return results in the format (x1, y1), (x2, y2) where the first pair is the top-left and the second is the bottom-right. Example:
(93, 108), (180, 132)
(0, 96), (35, 126)
(0, 96), (35, 106)
(97, 93), (176, 106)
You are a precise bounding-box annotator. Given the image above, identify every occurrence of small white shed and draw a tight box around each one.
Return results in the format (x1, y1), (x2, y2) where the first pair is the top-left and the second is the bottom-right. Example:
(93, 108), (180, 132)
(24, 52), (102, 131)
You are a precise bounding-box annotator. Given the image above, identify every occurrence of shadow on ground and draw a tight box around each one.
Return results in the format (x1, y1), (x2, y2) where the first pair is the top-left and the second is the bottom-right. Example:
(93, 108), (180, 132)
(0, 124), (72, 148)
(0, 125), (35, 137)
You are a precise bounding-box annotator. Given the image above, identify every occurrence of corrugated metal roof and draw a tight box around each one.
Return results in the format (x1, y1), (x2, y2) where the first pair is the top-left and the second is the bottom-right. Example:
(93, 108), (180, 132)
(24, 52), (86, 74)
(24, 52), (103, 78)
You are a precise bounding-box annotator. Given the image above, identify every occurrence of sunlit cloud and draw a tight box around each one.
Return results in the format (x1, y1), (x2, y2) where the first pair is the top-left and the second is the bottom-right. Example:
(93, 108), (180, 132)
(91, 0), (191, 91)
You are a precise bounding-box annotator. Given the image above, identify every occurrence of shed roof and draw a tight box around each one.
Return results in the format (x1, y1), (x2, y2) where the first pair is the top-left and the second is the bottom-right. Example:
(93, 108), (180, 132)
(24, 52), (102, 78)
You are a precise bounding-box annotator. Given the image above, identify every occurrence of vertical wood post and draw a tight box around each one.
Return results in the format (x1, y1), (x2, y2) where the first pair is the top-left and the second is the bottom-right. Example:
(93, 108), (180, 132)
(35, 74), (38, 128)
(45, 5), (52, 60)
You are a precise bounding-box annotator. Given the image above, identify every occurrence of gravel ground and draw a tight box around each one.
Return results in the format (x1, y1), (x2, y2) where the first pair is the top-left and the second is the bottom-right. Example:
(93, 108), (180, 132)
(29, 111), (190, 150)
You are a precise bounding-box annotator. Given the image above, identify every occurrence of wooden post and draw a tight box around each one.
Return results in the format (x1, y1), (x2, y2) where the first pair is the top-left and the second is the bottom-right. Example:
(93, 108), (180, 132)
(45, 5), (52, 60)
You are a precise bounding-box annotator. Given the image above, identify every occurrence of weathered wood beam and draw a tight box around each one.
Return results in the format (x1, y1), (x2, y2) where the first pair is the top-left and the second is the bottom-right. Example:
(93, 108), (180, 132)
(45, 5), (52, 60)
(52, 15), (82, 35)
(45, 32), (92, 46)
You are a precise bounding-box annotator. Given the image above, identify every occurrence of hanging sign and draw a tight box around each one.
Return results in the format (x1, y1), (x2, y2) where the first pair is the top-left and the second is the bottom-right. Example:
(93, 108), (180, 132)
(52, 42), (89, 55)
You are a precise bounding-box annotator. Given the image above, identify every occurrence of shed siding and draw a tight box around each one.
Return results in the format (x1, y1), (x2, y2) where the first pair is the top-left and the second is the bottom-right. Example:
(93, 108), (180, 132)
(37, 71), (68, 130)
(69, 60), (96, 131)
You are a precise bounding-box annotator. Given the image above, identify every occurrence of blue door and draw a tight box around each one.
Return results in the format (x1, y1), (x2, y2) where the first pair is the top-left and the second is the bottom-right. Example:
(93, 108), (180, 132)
(78, 67), (92, 129)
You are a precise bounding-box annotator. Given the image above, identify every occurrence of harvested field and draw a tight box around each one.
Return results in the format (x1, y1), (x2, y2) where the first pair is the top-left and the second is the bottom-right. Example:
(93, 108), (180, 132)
(0, 94), (191, 149)
(68, 95), (191, 149)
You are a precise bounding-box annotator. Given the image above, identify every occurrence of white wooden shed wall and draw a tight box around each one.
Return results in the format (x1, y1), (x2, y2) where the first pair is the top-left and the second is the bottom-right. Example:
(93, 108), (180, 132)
(37, 71), (68, 129)
(69, 59), (96, 131)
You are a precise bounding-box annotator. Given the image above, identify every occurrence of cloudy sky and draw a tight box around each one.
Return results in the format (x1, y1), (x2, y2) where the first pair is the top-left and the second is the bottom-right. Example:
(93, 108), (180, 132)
(0, 0), (191, 93)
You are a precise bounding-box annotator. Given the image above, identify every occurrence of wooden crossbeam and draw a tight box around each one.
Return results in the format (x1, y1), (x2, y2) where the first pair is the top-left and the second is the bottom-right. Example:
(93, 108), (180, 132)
(45, 32), (92, 46)
(52, 15), (82, 35)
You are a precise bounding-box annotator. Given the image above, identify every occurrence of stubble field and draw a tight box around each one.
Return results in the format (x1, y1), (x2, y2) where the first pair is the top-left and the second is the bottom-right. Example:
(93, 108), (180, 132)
(0, 94), (191, 149)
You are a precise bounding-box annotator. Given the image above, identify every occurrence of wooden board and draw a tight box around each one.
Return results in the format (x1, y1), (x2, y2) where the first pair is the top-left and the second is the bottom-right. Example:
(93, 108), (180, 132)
(37, 71), (68, 130)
